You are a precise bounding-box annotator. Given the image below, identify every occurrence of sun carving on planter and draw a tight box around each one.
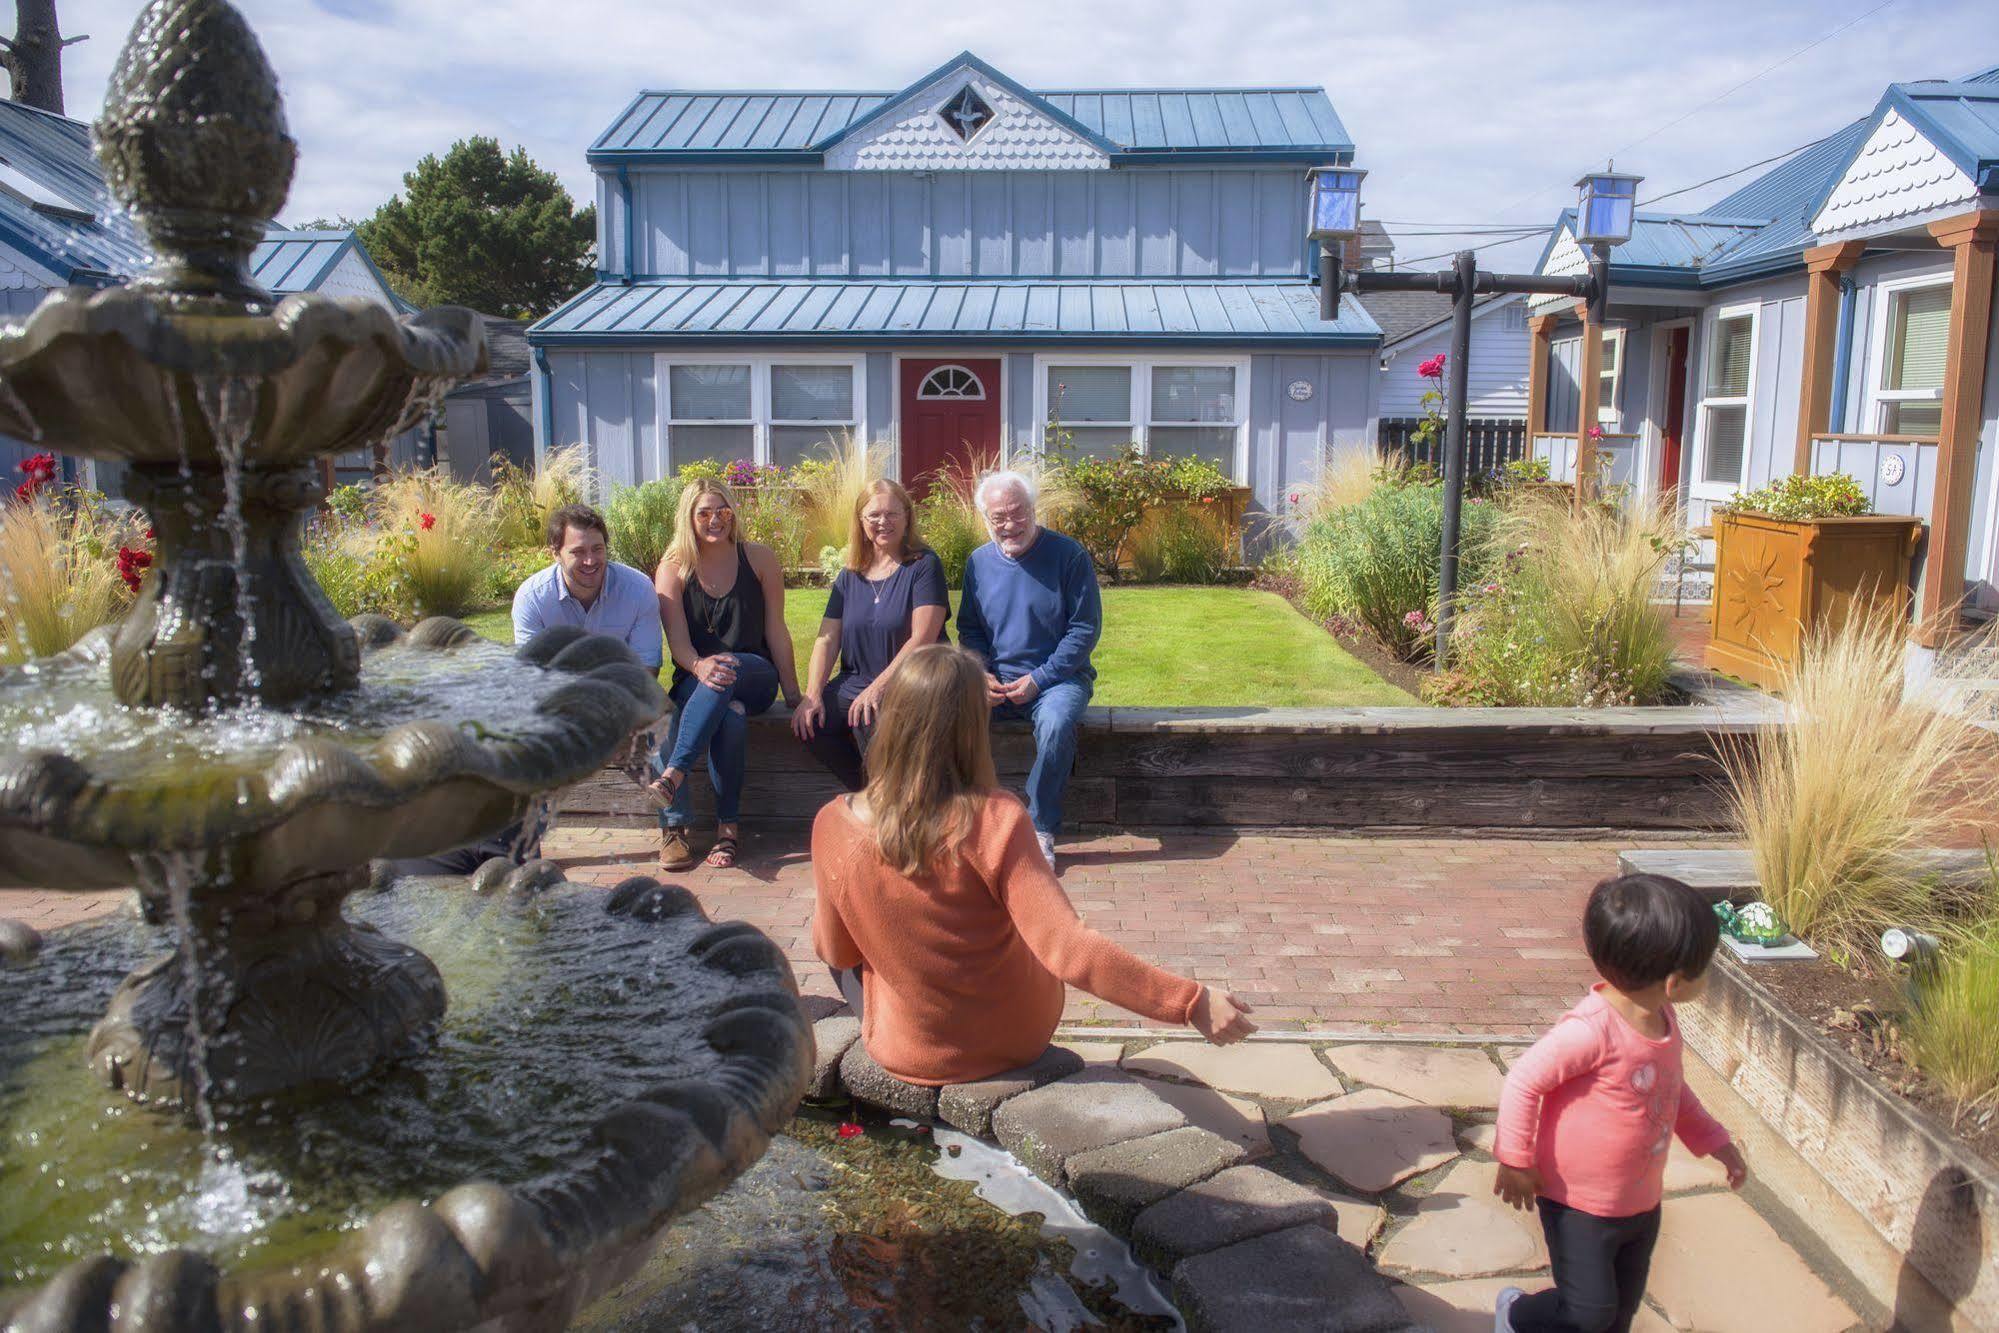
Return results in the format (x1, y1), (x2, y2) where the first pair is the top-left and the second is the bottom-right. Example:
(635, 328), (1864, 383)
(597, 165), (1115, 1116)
(1722, 547), (1788, 634)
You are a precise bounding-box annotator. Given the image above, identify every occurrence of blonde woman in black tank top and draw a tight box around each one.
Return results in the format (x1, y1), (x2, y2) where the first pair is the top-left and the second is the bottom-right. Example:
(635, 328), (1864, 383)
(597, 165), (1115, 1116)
(650, 479), (801, 870)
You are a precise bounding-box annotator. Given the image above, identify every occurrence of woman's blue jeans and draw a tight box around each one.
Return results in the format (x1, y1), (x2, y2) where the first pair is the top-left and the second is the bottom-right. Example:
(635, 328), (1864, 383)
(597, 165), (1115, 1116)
(651, 652), (779, 829)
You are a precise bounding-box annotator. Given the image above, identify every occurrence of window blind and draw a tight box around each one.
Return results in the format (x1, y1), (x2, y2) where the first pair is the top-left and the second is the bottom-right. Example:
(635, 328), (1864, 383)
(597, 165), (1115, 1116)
(1709, 317), (1752, 398)
(1047, 366), (1131, 422)
(669, 364), (751, 420)
(1886, 285), (1950, 392)
(771, 364), (853, 421)
(1150, 366), (1236, 423)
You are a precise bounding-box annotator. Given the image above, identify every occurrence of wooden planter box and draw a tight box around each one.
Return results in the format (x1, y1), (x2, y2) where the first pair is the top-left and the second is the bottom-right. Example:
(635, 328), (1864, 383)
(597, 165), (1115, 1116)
(1122, 486), (1254, 569)
(1706, 510), (1923, 691)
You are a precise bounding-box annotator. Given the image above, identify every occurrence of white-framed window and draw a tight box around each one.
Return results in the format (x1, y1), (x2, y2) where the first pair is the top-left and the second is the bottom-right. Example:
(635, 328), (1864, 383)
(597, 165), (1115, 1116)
(656, 353), (866, 472)
(1031, 354), (1249, 481)
(1869, 273), (1951, 437)
(1597, 327), (1626, 428)
(1693, 302), (1759, 495)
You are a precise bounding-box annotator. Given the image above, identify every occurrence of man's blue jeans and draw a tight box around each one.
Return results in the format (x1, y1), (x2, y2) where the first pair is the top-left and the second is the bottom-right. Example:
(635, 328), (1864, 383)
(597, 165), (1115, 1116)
(651, 652), (780, 829)
(992, 677), (1090, 836)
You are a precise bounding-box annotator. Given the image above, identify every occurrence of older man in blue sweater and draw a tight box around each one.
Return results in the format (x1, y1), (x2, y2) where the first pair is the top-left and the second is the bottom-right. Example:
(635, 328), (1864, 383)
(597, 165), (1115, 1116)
(956, 470), (1103, 869)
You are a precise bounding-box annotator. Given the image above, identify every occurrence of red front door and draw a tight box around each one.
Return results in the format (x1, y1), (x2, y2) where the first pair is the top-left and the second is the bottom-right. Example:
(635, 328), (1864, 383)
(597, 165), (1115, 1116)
(1660, 326), (1690, 498)
(899, 358), (1001, 496)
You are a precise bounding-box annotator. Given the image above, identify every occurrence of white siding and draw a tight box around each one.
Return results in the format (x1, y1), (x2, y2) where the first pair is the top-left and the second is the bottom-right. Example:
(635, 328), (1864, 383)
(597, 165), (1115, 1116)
(312, 246), (397, 308)
(1377, 301), (1530, 419)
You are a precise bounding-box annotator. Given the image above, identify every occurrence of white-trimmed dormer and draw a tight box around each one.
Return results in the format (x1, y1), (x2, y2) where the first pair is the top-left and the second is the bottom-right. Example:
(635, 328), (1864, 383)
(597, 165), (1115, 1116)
(1812, 106), (1982, 239)
(821, 57), (1110, 172)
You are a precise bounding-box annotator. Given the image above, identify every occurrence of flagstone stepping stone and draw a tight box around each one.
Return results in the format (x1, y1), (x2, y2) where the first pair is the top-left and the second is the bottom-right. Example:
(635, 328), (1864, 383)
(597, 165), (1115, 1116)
(1130, 1165), (1341, 1270)
(1326, 1043), (1505, 1109)
(1376, 1159), (1548, 1278)
(991, 1068), (1187, 1186)
(1457, 1121), (1498, 1155)
(1124, 1041), (1343, 1102)
(1135, 1077), (1271, 1158)
(838, 1040), (939, 1120)
(1647, 1190), (1857, 1333)
(807, 1015), (860, 1100)
(1392, 1278), (1675, 1333)
(1066, 1125), (1245, 1231)
(1172, 1224), (1415, 1332)
(1282, 1088), (1458, 1193)
(1054, 1038), (1125, 1067)
(935, 1046), (1084, 1137)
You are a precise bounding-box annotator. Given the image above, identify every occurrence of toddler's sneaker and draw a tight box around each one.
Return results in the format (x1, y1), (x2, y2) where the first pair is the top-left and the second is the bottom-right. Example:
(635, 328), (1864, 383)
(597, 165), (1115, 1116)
(1494, 1286), (1524, 1332)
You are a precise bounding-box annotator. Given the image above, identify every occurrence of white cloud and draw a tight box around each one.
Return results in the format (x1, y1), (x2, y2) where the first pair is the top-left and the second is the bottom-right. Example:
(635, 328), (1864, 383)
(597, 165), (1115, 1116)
(47, 0), (1999, 266)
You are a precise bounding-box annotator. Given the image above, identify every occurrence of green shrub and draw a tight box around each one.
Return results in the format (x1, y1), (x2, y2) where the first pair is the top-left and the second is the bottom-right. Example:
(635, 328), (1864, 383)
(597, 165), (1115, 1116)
(1292, 478), (1497, 658)
(1723, 472), (1871, 521)
(918, 485), (984, 588)
(300, 515), (370, 619)
(1502, 456), (1551, 484)
(737, 486), (810, 568)
(603, 477), (682, 577)
(1431, 495), (1679, 706)
(1052, 446), (1228, 581)
(1133, 504), (1229, 584)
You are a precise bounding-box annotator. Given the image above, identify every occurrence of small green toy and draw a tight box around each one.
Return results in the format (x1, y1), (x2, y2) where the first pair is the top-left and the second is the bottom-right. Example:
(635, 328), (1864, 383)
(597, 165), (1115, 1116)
(1715, 900), (1788, 946)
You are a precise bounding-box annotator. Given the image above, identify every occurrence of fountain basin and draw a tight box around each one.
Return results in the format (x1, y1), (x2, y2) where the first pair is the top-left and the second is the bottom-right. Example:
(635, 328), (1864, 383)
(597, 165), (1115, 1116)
(0, 871), (812, 1331)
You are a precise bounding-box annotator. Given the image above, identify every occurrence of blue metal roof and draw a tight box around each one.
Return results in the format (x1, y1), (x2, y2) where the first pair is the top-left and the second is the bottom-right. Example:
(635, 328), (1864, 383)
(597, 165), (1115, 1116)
(249, 229), (350, 292)
(528, 278), (1379, 346)
(591, 51), (1350, 163)
(1881, 74), (1999, 185)
(0, 99), (147, 284)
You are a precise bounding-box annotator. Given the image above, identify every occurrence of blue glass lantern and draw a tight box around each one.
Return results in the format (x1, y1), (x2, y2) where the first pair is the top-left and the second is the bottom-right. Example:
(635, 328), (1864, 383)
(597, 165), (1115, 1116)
(1307, 166), (1366, 242)
(1574, 170), (1642, 247)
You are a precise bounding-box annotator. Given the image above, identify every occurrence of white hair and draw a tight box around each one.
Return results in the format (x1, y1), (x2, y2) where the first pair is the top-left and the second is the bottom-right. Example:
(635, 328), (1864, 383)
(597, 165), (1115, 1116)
(974, 469), (1037, 515)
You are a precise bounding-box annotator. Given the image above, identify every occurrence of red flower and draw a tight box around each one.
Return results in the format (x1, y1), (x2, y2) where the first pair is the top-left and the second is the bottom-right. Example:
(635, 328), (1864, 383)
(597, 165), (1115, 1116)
(13, 452), (56, 502)
(144, 526), (156, 541)
(419, 512), (436, 530)
(1587, 425), (1605, 441)
(1417, 353), (1447, 380)
(836, 1122), (863, 1140)
(115, 545), (153, 592)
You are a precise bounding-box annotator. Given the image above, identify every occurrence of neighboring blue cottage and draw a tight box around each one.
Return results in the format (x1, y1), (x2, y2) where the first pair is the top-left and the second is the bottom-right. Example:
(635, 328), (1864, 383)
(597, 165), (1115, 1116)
(0, 98), (416, 483)
(1524, 64), (1999, 640)
(528, 52), (1383, 518)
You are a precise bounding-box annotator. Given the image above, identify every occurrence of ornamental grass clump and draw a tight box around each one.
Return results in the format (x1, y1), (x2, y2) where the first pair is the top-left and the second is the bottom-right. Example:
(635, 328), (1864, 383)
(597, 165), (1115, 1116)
(367, 468), (495, 617)
(493, 443), (594, 551)
(1903, 914), (1999, 1118)
(1291, 475), (1496, 659)
(796, 431), (885, 559)
(1432, 493), (1679, 706)
(0, 491), (146, 663)
(1723, 609), (1999, 963)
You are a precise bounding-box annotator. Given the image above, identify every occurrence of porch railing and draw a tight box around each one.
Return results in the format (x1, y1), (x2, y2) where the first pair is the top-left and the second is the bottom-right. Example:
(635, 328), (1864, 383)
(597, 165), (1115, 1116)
(1377, 417), (1526, 476)
(1531, 432), (1642, 489)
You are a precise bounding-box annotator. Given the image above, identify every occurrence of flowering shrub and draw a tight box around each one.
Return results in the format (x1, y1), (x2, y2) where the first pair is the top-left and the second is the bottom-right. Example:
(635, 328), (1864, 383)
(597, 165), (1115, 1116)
(1502, 456), (1552, 484)
(1, 488), (147, 662)
(1722, 472), (1871, 522)
(14, 452), (56, 503)
(723, 458), (784, 489)
(1412, 356), (1447, 449)
(115, 545), (153, 592)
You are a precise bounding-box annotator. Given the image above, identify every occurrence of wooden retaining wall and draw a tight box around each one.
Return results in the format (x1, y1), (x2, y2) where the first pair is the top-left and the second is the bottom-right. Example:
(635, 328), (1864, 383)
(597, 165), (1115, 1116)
(563, 694), (1774, 833)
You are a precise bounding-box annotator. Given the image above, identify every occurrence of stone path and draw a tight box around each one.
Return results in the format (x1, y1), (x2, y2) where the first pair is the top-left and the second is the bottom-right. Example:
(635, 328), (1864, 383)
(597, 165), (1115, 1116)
(814, 1022), (1869, 1332)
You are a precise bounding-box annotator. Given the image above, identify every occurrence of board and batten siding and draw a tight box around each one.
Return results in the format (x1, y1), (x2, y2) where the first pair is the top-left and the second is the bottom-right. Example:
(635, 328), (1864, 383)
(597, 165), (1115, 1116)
(1377, 303), (1531, 419)
(539, 343), (1376, 522)
(599, 168), (1313, 280)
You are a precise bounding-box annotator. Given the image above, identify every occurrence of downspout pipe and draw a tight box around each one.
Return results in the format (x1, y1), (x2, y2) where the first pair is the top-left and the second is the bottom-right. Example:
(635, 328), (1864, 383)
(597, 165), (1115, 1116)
(1826, 273), (1858, 436)
(533, 346), (555, 460)
(616, 166), (635, 285)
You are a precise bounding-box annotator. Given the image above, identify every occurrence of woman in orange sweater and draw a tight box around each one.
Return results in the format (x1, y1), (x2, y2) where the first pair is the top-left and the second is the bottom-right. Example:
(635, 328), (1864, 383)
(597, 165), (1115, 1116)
(811, 643), (1256, 1087)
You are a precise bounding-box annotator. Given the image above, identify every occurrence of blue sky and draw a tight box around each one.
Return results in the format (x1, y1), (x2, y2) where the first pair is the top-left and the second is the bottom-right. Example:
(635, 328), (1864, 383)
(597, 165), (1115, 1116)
(47, 0), (1999, 271)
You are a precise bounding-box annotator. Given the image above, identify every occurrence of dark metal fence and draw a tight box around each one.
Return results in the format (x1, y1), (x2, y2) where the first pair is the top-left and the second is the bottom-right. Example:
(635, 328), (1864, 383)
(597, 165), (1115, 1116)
(1378, 417), (1528, 477)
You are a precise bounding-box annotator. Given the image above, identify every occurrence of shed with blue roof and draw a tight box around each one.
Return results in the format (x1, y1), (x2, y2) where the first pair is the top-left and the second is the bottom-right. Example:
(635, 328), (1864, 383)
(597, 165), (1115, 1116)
(529, 52), (1384, 520)
(1524, 63), (1999, 636)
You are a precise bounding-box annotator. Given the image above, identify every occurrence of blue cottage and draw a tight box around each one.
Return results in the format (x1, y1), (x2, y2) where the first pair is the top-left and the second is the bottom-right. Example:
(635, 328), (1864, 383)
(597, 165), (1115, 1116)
(527, 52), (1382, 518)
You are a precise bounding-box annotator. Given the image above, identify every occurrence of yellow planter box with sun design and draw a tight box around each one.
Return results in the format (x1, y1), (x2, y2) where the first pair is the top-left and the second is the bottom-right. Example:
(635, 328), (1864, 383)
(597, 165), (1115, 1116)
(1705, 509), (1924, 691)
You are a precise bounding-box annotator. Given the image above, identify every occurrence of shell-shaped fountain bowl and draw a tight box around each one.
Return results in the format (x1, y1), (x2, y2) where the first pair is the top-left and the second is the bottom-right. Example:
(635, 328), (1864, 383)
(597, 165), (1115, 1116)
(0, 288), (486, 466)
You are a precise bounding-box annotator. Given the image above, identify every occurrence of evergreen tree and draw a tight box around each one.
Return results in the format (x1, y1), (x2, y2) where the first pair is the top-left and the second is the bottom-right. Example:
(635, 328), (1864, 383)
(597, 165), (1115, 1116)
(356, 137), (594, 319)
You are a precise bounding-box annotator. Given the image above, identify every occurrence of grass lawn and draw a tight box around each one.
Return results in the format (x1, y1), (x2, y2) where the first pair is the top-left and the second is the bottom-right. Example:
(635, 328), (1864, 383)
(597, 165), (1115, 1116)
(459, 585), (1410, 707)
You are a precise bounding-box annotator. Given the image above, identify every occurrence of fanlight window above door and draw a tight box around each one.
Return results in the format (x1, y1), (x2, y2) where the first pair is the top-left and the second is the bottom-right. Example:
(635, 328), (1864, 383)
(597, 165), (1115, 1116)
(917, 365), (986, 400)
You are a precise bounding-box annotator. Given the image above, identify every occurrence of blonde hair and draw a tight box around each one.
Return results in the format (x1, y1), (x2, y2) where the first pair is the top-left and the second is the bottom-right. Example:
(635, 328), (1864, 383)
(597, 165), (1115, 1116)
(844, 478), (930, 572)
(664, 477), (736, 576)
(863, 644), (998, 875)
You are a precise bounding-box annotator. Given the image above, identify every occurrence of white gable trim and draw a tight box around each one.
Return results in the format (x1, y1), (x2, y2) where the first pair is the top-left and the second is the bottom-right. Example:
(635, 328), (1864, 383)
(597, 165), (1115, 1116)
(824, 64), (1108, 172)
(0, 240), (62, 291)
(1530, 226), (1587, 312)
(1813, 108), (1979, 240)
(1380, 292), (1526, 352)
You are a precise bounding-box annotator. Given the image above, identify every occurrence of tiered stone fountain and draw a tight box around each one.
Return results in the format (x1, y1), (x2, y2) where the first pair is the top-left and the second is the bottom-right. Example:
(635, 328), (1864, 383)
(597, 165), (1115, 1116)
(0, 3), (808, 1327)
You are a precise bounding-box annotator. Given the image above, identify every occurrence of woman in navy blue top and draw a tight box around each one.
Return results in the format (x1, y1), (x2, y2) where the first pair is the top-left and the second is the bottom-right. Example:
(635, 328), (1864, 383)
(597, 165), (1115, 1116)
(791, 479), (949, 789)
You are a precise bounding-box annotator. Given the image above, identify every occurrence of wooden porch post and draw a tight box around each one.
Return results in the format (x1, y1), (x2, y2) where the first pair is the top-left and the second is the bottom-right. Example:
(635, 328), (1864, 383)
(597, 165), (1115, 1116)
(1795, 240), (1866, 474)
(1574, 301), (1604, 505)
(1525, 313), (1557, 444)
(1915, 212), (1999, 646)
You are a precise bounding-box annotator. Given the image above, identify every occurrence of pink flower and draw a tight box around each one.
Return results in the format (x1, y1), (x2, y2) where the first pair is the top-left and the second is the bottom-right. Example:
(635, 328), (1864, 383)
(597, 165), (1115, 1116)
(1417, 353), (1447, 381)
(1587, 425), (1605, 441)
(419, 512), (436, 530)
(1403, 609), (1434, 634)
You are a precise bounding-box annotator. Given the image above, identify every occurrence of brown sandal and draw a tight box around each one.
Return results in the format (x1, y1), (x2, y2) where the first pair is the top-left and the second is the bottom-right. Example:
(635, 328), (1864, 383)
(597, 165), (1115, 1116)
(644, 768), (684, 810)
(659, 828), (699, 872)
(705, 834), (740, 869)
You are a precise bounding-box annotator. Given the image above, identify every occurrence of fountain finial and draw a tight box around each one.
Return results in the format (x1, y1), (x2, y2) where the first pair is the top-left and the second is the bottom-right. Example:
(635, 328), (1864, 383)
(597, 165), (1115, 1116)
(93, 0), (297, 304)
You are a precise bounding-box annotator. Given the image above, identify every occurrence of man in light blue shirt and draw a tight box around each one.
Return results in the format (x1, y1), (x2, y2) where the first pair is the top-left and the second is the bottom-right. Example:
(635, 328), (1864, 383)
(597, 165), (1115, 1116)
(512, 503), (662, 669)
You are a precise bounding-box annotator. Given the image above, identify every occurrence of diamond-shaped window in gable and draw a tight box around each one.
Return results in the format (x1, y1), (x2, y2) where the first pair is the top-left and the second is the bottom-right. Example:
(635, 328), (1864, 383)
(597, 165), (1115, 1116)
(938, 85), (995, 142)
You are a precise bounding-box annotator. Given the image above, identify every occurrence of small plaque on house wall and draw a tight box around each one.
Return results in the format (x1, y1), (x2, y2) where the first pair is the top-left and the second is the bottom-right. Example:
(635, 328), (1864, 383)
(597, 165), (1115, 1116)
(1880, 453), (1906, 486)
(1287, 379), (1313, 402)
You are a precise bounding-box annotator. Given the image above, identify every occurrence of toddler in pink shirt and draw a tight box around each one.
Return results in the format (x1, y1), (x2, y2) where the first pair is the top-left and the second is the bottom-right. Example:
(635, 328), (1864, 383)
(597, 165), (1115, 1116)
(1492, 874), (1748, 1332)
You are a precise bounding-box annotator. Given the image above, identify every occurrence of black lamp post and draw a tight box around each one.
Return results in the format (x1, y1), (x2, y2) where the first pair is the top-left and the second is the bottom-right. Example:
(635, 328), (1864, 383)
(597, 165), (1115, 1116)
(1308, 166), (1641, 668)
